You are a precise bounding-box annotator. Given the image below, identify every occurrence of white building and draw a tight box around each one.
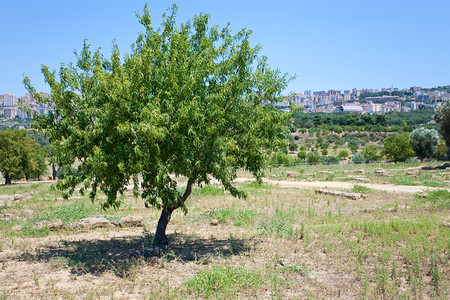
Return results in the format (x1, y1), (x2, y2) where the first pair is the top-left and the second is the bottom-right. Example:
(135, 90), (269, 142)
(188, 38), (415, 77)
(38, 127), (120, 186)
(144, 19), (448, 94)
(2, 93), (15, 107)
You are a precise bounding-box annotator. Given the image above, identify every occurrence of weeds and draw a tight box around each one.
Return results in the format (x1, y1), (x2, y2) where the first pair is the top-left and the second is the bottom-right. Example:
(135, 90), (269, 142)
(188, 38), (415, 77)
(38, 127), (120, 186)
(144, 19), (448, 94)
(183, 265), (263, 298)
(352, 184), (372, 193)
(191, 185), (224, 197)
(418, 189), (450, 209)
(201, 208), (257, 226)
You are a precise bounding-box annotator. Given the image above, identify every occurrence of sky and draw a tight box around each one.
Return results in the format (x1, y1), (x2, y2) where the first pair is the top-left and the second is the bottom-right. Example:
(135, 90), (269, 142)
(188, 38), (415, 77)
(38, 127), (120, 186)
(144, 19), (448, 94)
(1, 0), (449, 96)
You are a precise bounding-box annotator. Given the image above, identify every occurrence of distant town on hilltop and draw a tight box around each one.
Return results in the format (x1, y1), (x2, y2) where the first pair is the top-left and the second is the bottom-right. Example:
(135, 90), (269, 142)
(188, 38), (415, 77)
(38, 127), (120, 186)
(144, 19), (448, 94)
(276, 85), (450, 114)
(1, 85), (449, 122)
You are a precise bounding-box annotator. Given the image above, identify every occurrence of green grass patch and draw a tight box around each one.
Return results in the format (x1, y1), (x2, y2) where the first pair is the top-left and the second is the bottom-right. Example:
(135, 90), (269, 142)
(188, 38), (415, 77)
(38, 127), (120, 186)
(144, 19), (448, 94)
(239, 181), (272, 194)
(202, 208), (257, 226)
(0, 183), (48, 196)
(192, 185), (224, 197)
(258, 209), (299, 239)
(389, 177), (417, 186)
(39, 199), (103, 223)
(418, 190), (450, 209)
(352, 184), (373, 193)
(183, 265), (263, 298)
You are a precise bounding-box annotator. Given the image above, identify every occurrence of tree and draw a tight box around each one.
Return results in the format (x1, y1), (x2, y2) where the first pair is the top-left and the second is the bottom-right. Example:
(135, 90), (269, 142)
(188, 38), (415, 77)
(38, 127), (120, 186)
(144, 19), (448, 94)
(306, 152), (321, 164)
(361, 145), (380, 162)
(297, 151), (307, 160)
(382, 133), (415, 162)
(348, 140), (359, 153)
(25, 5), (291, 247)
(0, 129), (46, 184)
(409, 127), (439, 161)
(434, 98), (450, 159)
(288, 141), (298, 152)
(337, 149), (349, 160)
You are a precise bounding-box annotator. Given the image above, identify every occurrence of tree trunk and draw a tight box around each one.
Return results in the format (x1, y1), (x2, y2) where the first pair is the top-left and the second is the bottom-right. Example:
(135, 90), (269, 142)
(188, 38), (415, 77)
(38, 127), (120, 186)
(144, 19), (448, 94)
(153, 209), (174, 247)
(4, 173), (11, 185)
(52, 163), (57, 180)
(152, 179), (193, 247)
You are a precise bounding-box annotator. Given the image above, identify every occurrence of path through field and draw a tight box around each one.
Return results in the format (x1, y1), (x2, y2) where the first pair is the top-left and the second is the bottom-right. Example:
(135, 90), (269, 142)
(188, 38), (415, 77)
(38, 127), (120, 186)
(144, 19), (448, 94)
(261, 178), (449, 193)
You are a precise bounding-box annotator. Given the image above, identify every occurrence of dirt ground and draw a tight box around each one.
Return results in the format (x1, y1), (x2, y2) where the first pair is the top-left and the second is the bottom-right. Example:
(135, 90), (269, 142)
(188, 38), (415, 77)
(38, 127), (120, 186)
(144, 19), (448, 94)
(1, 171), (449, 299)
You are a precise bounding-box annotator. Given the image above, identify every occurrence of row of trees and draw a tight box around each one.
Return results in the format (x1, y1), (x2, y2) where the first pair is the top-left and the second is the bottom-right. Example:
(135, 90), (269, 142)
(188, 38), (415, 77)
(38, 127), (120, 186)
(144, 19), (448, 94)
(292, 109), (435, 131)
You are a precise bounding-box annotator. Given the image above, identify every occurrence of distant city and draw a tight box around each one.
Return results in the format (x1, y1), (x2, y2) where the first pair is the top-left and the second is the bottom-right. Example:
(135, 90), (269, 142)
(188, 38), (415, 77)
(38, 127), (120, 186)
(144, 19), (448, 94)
(0, 92), (51, 119)
(1, 85), (450, 120)
(277, 85), (450, 114)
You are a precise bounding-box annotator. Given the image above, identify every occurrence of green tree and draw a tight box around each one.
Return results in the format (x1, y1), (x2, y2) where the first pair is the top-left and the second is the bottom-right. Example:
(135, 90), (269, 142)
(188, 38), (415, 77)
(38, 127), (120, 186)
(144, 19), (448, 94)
(382, 133), (415, 162)
(288, 141), (298, 152)
(434, 99), (450, 159)
(297, 151), (307, 160)
(306, 152), (321, 164)
(409, 127), (440, 161)
(0, 129), (46, 184)
(361, 145), (380, 162)
(348, 140), (359, 153)
(25, 5), (291, 247)
(337, 149), (349, 160)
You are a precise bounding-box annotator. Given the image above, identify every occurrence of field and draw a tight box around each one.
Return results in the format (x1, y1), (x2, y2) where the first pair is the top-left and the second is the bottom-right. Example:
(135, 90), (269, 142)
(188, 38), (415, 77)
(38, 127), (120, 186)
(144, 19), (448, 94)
(0, 163), (449, 299)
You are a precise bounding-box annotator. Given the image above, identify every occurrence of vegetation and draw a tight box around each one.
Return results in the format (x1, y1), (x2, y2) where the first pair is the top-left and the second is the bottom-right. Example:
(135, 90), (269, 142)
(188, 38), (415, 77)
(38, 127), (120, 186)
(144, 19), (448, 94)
(409, 127), (440, 161)
(434, 98), (450, 159)
(351, 152), (365, 164)
(382, 133), (416, 162)
(0, 163), (448, 299)
(292, 109), (434, 132)
(25, 5), (291, 247)
(361, 144), (380, 162)
(0, 129), (46, 184)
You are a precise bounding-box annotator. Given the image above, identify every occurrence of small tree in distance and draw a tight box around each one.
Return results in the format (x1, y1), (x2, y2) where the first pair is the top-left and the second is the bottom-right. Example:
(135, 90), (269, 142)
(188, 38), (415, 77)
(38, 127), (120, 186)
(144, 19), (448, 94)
(434, 98), (450, 159)
(361, 145), (380, 162)
(409, 127), (440, 162)
(0, 129), (46, 184)
(25, 5), (292, 247)
(382, 133), (415, 162)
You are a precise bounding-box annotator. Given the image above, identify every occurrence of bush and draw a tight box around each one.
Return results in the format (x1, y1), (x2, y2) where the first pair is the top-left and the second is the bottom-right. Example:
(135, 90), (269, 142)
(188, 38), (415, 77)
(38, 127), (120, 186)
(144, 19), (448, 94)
(321, 156), (340, 165)
(352, 152), (365, 164)
(306, 152), (321, 165)
(288, 141), (298, 152)
(348, 140), (359, 153)
(269, 151), (296, 166)
(337, 149), (349, 160)
(297, 151), (307, 160)
(361, 145), (380, 161)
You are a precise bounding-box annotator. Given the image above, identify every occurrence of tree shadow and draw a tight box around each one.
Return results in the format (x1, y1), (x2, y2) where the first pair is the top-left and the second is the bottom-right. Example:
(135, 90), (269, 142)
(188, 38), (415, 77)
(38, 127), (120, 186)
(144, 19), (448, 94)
(16, 231), (257, 277)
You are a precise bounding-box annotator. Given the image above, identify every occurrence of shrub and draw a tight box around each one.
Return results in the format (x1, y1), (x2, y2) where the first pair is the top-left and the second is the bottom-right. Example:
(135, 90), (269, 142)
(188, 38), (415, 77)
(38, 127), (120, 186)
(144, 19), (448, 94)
(361, 145), (380, 162)
(297, 151), (307, 160)
(270, 151), (296, 166)
(352, 152), (365, 164)
(337, 149), (349, 160)
(321, 156), (340, 165)
(306, 152), (321, 164)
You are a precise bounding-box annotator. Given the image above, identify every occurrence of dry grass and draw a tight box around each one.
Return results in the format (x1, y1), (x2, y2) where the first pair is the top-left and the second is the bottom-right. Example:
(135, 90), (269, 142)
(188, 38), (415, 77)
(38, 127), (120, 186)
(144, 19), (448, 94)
(0, 165), (449, 299)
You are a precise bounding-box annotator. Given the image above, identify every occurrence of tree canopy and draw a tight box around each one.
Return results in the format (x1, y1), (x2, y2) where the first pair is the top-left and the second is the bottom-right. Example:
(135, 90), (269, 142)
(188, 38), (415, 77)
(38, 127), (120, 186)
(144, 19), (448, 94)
(434, 99), (450, 159)
(25, 5), (291, 246)
(0, 129), (46, 184)
(382, 133), (415, 162)
(409, 127), (440, 161)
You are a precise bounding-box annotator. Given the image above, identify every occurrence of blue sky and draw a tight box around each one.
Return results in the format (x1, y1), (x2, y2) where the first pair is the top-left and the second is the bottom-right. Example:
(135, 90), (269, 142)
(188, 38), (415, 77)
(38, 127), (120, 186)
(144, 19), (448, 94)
(1, 0), (449, 96)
